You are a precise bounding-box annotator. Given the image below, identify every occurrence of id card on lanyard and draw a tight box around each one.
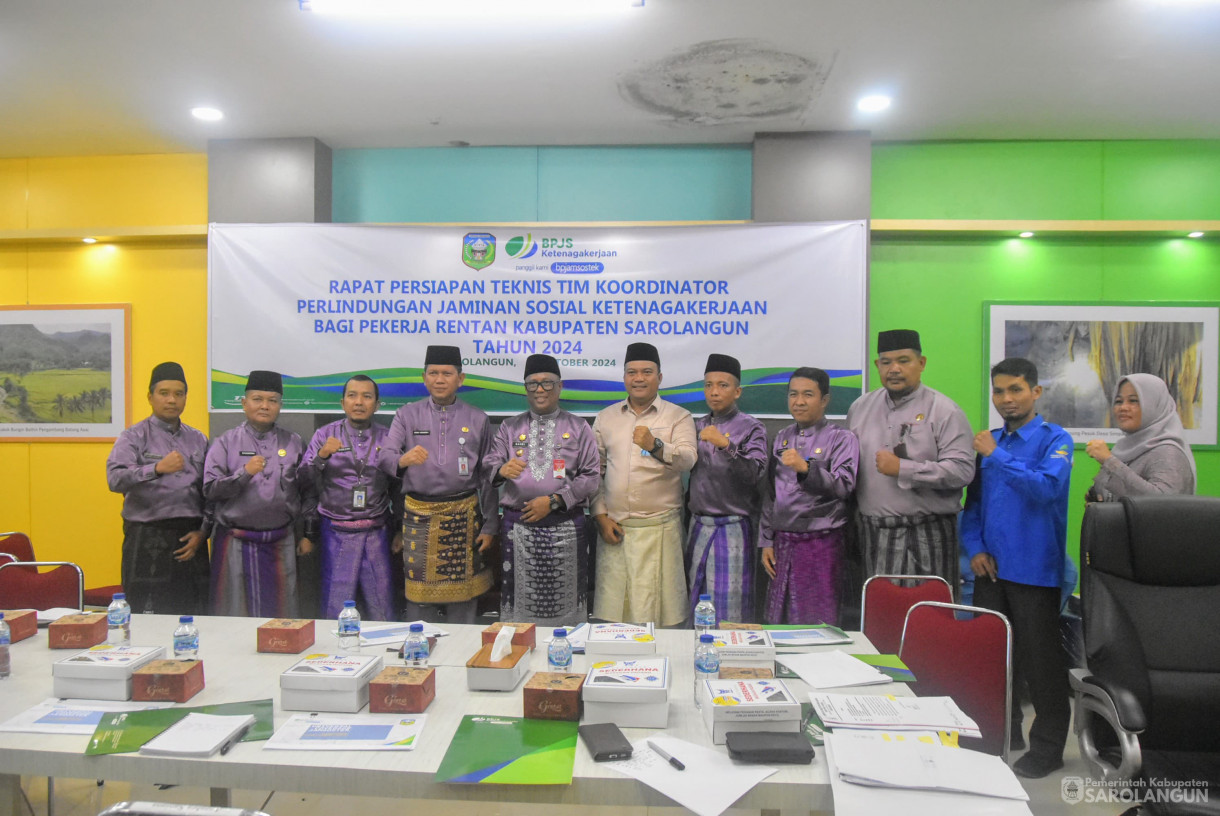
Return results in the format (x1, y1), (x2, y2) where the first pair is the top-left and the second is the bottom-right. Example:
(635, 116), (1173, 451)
(342, 423), (377, 510)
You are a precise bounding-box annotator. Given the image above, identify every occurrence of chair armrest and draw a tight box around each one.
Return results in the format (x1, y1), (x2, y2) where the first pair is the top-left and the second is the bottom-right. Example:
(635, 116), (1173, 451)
(1070, 669), (1147, 732)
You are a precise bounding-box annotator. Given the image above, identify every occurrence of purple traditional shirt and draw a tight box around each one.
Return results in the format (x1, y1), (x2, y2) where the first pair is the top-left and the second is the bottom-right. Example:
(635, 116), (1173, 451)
(106, 415), (209, 524)
(377, 397), (496, 536)
(687, 406), (768, 517)
(761, 419), (860, 541)
(486, 408), (600, 513)
(204, 421), (308, 531)
(302, 418), (395, 523)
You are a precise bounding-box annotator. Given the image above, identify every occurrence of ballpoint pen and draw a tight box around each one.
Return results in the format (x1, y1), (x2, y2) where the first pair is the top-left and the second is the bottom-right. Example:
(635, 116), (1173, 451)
(646, 739), (685, 771)
(220, 724), (252, 756)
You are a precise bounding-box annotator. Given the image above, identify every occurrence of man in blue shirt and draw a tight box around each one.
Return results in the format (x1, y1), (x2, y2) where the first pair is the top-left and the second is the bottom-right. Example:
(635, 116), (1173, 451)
(961, 357), (1073, 780)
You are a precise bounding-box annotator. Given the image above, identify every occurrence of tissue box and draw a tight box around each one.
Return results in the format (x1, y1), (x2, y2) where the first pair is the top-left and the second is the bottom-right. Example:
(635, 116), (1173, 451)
(523, 672), (584, 721)
(369, 667), (435, 713)
(466, 643), (530, 691)
(132, 659), (205, 703)
(700, 678), (801, 744)
(280, 653), (383, 713)
(481, 622), (537, 651)
(47, 613), (108, 649)
(709, 629), (776, 667)
(257, 619), (316, 653)
(583, 622), (656, 658)
(0, 609), (37, 643)
(52, 645), (167, 700)
(582, 658), (669, 728)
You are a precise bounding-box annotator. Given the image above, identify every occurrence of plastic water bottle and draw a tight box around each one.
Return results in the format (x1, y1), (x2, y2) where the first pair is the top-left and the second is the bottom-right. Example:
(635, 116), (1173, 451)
(107, 592), (132, 646)
(693, 633), (720, 709)
(172, 615), (199, 659)
(0, 613), (11, 679)
(694, 593), (716, 636)
(548, 628), (573, 670)
(403, 623), (428, 667)
(338, 600), (361, 653)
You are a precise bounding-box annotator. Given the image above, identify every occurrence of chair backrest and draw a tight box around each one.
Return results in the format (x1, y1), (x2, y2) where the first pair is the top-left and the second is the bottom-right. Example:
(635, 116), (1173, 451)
(861, 574), (954, 655)
(1081, 495), (1220, 752)
(899, 600), (1012, 759)
(0, 560), (84, 610)
(0, 531), (37, 573)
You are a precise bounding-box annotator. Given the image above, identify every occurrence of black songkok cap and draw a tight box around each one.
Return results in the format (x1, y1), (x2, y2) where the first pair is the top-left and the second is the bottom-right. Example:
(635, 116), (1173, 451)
(704, 353), (741, 381)
(523, 354), (561, 379)
(877, 329), (922, 355)
(424, 345), (462, 370)
(149, 361), (186, 391)
(625, 342), (661, 366)
(245, 370), (283, 394)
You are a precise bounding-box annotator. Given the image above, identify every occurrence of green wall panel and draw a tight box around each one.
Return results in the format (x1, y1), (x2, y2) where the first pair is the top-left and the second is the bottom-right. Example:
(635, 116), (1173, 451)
(1102, 141), (1220, 220)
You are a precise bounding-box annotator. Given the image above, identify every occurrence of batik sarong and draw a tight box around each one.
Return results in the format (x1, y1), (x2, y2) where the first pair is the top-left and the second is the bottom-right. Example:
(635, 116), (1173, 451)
(500, 507), (589, 627)
(210, 525), (298, 618)
(858, 512), (959, 593)
(686, 514), (754, 623)
(402, 492), (492, 605)
(593, 509), (687, 626)
(320, 516), (395, 622)
(765, 527), (846, 625)
(120, 517), (210, 616)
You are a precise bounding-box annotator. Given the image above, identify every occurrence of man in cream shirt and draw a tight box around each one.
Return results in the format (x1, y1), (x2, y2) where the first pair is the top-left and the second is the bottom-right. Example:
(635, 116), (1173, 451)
(591, 342), (697, 625)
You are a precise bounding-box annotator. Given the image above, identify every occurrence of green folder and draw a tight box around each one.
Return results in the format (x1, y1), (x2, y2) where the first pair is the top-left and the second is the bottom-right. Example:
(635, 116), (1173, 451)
(85, 698), (274, 756)
(435, 714), (578, 785)
(848, 653), (916, 683)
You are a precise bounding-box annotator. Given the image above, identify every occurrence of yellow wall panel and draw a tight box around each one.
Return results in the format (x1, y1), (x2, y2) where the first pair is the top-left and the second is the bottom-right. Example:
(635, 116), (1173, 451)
(1, 247), (29, 303)
(0, 159), (30, 231)
(26, 154), (207, 230)
(0, 443), (32, 534)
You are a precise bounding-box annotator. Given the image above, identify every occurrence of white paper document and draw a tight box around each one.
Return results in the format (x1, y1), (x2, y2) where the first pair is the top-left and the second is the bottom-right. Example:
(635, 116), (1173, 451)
(36, 608), (81, 624)
(349, 620), (448, 646)
(139, 713), (256, 758)
(777, 651), (892, 689)
(0, 698), (174, 735)
(607, 735), (775, 816)
(265, 712), (427, 751)
(810, 693), (982, 738)
(824, 733), (1033, 816)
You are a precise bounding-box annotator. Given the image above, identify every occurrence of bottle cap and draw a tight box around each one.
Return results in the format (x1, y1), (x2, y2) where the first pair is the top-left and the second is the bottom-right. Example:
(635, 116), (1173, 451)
(344, 600), (356, 608)
(409, 623), (424, 632)
(699, 594), (711, 602)
(699, 633), (714, 643)
(179, 615), (193, 623)
(553, 628), (567, 637)
(113, 593), (126, 600)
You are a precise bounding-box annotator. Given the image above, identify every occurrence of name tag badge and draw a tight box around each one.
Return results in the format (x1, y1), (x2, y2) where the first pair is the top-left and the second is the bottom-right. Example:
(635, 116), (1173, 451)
(337, 446), (353, 453)
(412, 430), (430, 436)
(552, 458), (566, 479)
(240, 450), (257, 457)
(352, 487), (367, 510)
(458, 456), (470, 476)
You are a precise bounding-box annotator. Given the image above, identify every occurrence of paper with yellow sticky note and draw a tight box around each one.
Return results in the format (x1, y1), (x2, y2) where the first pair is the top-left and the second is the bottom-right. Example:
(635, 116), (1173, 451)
(808, 692), (981, 738)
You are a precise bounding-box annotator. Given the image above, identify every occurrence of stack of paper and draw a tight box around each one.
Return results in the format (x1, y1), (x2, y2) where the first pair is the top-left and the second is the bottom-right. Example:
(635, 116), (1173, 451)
(777, 651), (892, 689)
(608, 736), (777, 816)
(138, 713), (255, 758)
(809, 693), (981, 738)
(355, 621), (448, 647)
(768, 626), (853, 649)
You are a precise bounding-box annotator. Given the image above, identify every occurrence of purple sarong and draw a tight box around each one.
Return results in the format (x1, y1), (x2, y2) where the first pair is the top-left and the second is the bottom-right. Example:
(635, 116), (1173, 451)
(686, 514), (754, 623)
(210, 525), (298, 618)
(765, 527), (846, 625)
(319, 517), (395, 622)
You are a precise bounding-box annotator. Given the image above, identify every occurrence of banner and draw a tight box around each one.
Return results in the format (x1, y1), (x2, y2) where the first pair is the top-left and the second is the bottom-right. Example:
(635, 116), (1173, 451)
(208, 222), (867, 417)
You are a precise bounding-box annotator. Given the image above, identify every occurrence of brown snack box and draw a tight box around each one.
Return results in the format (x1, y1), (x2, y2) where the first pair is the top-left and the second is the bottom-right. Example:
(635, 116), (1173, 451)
(481, 622), (536, 651)
(132, 659), (206, 703)
(0, 609), (37, 643)
(523, 671), (585, 721)
(257, 619), (315, 653)
(369, 666), (435, 713)
(719, 665), (775, 680)
(717, 621), (764, 630)
(47, 613), (108, 649)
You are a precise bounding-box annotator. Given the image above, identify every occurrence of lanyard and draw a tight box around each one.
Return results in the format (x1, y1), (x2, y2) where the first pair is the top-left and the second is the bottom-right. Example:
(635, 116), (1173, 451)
(340, 422), (377, 481)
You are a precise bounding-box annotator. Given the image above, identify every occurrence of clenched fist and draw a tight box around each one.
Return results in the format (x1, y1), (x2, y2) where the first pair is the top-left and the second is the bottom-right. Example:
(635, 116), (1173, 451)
(244, 455), (267, 476)
(399, 445), (429, 468)
(499, 458), (527, 480)
(155, 450), (185, 475)
(318, 436), (343, 459)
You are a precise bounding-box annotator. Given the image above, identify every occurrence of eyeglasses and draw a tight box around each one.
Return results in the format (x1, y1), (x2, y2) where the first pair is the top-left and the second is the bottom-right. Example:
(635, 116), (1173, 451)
(524, 380), (560, 392)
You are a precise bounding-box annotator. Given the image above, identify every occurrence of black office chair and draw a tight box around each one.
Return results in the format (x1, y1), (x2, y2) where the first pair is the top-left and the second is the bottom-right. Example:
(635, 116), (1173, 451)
(1072, 496), (1220, 815)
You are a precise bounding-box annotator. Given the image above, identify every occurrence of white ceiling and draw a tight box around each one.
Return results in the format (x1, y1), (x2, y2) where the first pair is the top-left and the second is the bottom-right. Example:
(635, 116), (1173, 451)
(3, 0), (1219, 158)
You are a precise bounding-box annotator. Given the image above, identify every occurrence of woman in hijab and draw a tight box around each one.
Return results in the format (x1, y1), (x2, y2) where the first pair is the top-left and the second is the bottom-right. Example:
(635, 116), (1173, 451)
(1085, 373), (1197, 501)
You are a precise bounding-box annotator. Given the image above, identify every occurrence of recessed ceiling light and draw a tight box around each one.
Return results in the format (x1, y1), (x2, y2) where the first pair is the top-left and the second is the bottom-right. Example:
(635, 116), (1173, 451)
(82, 237), (97, 244)
(1188, 231), (1205, 238)
(857, 95), (892, 113)
(1019, 231), (1035, 238)
(300, 0), (641, 16)
(191, 107), (224, 122)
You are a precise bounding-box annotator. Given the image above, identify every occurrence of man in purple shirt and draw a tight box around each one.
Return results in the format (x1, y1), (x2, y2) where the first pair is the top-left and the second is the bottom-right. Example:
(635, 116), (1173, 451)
(106, 362), (210, 615)
(204, 370), (309, 617)
(486, 354), (600, 626)
(762, 367), (860, 624)
(300, 375), (400, 622)
(377, 345), (495, 624)
(685, 354), (768, 623)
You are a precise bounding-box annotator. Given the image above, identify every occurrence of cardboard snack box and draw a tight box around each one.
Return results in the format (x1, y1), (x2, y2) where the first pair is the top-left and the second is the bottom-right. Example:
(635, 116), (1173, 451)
(257, 619), (316, 653)
(47, 613), (107, 649)
(132, 659), (205, 703)
(719, 665), (776, 680)
(583, 622), (657, 658)
(369, 666), (436, 713)
(0, 609), (37, 643)
(523, 671), (584, 721)
(481, 621), (537, 651)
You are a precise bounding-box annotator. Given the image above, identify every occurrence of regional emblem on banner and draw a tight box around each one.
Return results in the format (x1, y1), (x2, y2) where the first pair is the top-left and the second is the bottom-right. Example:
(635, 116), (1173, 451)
(462, 232), (497, 270)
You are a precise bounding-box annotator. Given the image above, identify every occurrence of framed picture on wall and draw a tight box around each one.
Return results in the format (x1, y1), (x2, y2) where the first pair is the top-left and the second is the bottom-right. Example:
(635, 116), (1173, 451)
(0, 304), (131, 441)
(985, 302), (1219, 448)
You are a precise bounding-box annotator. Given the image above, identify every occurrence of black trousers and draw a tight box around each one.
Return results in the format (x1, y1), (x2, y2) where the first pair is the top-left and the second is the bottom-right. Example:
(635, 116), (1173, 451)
(973, 577), (1071, 761)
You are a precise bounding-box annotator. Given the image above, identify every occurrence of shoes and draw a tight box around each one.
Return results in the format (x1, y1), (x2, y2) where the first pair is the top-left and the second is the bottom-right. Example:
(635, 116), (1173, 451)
(1010, 731), (1026, 752)
(1013, 753), (1064, 779)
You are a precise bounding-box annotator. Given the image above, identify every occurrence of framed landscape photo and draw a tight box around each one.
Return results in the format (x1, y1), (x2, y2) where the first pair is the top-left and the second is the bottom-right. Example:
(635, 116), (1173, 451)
(0, 304), (131, 440)
(986, 302), (1219, 448)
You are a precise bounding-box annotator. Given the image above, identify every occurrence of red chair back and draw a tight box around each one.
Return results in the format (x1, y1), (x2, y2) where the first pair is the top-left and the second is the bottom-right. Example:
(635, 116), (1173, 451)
(861, 574), (953, 654)
(0, 532), (37, 572)
(0, 561), (84, 610)
(899, 601), (1012, 758)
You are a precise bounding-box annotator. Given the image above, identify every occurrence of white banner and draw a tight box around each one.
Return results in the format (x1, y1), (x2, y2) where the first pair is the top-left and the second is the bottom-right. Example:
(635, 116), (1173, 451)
(208, 222), (867, 417)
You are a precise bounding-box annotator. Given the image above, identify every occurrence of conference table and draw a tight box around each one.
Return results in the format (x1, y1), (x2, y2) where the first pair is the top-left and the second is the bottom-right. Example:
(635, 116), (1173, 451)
(0, 615), (904, 816)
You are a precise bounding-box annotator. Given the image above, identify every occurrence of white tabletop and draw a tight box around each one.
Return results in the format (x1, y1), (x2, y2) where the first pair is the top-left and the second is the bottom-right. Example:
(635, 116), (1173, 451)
(0, 616), (902, 816)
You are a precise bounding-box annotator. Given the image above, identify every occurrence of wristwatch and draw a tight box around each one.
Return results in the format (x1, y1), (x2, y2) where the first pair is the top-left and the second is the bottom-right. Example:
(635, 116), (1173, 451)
(549, 494), (563, 512)
(650, 437), (664, 456)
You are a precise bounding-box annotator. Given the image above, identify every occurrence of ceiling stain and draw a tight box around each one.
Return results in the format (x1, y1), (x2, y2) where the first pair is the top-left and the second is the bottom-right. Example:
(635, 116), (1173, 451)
(618, 39), (834, 126)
